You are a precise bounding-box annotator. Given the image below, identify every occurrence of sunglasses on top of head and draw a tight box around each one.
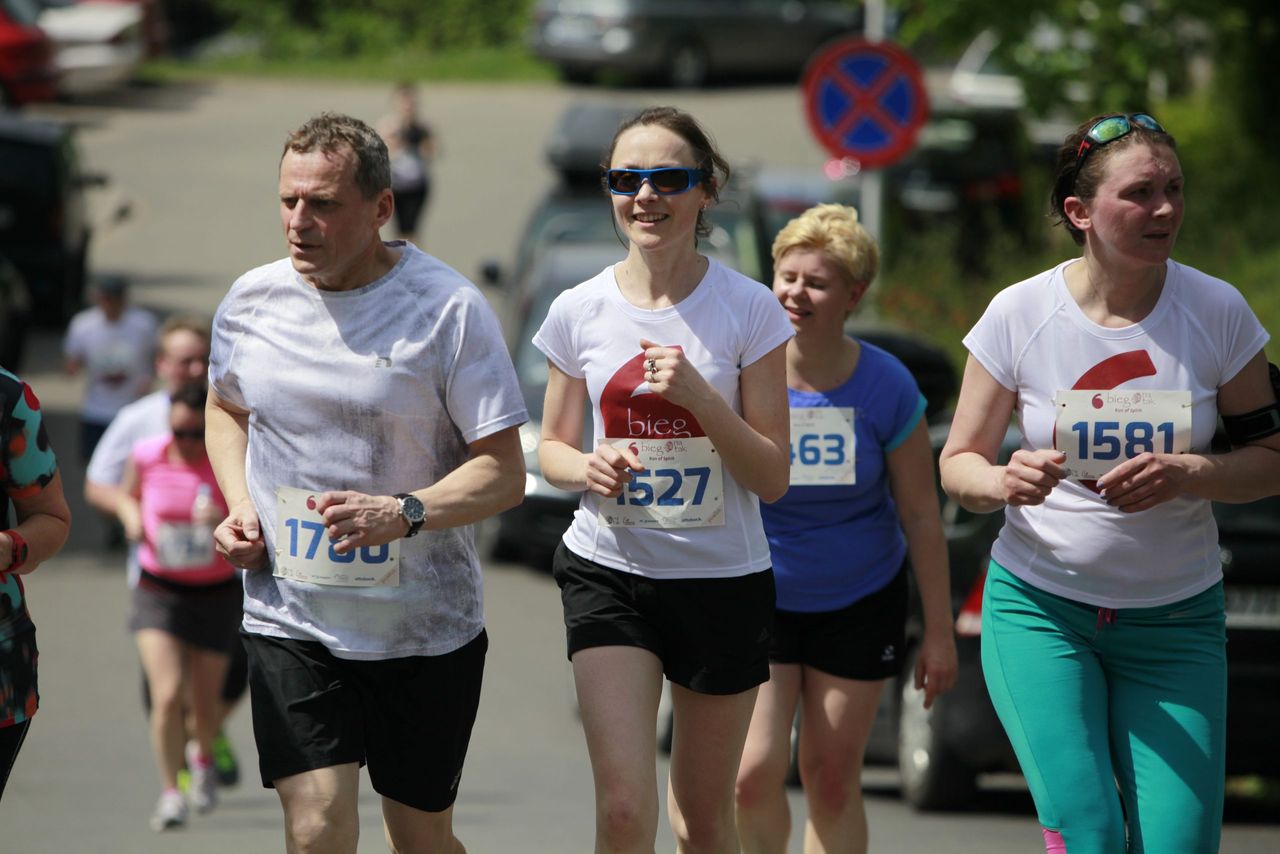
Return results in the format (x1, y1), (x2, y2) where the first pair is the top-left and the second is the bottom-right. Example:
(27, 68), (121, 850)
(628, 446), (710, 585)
(605, 167), (709, 196)
(1072, 113), (1166, 180)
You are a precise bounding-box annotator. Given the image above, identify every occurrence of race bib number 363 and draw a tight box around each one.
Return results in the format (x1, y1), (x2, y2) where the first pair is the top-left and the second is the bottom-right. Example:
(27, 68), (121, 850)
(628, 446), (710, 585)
(597, 437), (725, 528)
(789, 407), (855, 486)
(1053, 390), (1192, 480)
(274, 486), (400, 587)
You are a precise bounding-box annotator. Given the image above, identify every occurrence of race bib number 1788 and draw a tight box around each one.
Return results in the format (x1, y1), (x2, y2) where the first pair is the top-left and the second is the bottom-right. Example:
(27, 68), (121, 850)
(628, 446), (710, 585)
(273, 486), (400, 587)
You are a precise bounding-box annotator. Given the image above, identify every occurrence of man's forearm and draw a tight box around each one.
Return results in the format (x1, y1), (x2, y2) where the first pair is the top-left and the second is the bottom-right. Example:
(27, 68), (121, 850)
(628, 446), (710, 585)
(206, 394), (252, 506)
(416, 427), (525, 530)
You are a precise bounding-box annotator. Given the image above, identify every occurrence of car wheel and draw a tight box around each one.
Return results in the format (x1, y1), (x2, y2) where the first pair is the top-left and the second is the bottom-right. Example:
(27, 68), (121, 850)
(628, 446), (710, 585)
(897, 649), (978, 810)
(669, 42), (709, 88)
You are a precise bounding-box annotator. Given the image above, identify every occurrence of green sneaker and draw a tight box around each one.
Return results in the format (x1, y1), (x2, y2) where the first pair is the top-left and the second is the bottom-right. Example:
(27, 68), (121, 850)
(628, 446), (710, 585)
(212, 730), (239, 787)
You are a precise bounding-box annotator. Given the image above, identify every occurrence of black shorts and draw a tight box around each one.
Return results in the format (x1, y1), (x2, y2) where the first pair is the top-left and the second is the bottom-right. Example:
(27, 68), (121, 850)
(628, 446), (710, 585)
(242, 629), (487, 813)
(392, 181), (430, 234)
(552, 543), (774, 695)
(128, 571), (243, 654)
(769, 564), (908, 681)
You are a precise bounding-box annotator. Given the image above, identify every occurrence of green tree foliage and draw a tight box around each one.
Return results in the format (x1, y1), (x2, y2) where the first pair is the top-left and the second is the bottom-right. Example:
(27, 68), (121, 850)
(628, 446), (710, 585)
(212, 0), (536, 58)
(897, 0), (1277, 145)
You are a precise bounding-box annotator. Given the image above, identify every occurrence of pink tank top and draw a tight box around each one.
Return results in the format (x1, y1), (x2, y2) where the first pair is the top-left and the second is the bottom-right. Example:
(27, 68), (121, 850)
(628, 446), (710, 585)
(133, 434), (234, 585)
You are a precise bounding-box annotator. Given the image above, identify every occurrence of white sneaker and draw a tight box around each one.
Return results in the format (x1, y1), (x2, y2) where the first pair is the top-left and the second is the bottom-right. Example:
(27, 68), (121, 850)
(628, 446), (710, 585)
(187, 742), (218, 814)
(150, 790), (188, 832)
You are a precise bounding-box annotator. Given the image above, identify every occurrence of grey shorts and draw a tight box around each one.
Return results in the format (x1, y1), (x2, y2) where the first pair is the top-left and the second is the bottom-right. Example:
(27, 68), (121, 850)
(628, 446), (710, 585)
(128, 571), (243, 654)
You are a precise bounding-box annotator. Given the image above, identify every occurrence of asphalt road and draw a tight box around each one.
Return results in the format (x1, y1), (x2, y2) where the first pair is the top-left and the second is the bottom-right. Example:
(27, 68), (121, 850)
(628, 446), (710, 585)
(5, 77), (1278, 852)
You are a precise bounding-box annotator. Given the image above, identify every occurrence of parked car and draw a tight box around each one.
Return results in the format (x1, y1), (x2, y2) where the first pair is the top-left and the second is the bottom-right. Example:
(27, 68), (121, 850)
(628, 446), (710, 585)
(861, 421), (1020, 810)
(528, 0), (861, 87)
(744, 164), (863, 287)
(885, 104), (1033, 275)
(865, 423), (1280, 810)
(0, 251), (30, 369)
(480, 243), (624, 564)
(482, 100), (763, 346)
(37, 0), (145, 98)
(0, 110), (98, 324)
(0, 0), (58, 106)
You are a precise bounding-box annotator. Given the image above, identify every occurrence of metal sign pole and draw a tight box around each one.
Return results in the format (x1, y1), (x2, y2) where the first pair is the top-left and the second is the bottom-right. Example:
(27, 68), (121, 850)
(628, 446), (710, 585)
(862, 0), (886, 255)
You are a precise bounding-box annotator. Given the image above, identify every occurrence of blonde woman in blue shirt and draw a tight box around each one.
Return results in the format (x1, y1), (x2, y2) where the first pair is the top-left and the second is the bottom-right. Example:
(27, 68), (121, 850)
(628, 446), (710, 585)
(735, 205), (957, 853)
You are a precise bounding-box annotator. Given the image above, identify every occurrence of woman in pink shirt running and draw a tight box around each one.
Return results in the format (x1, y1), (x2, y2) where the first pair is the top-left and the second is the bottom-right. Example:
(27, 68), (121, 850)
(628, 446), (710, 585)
(118, 383), (240, 831)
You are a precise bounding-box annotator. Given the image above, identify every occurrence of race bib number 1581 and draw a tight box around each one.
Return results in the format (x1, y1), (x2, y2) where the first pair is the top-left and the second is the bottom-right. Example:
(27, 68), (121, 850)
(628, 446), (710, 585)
(1053, 389), (1191, 480)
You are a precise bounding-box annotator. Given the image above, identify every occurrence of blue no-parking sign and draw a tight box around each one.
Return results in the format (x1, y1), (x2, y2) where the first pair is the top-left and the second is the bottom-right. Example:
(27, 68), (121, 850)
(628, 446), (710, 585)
(802, 38), (928, 171)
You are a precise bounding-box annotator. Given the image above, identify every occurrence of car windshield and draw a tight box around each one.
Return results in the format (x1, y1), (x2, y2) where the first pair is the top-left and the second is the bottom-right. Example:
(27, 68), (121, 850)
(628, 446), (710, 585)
(1, 0), (42, 27)
(514, 192), (758, 281)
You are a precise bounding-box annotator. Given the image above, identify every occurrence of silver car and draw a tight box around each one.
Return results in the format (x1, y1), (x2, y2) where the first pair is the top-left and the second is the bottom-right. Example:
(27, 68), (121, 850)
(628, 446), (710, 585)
(528, 0), (862, 87)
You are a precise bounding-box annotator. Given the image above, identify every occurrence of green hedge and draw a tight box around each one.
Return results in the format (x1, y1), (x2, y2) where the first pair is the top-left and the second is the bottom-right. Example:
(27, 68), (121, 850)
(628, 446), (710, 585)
(213, 0), (537, 57)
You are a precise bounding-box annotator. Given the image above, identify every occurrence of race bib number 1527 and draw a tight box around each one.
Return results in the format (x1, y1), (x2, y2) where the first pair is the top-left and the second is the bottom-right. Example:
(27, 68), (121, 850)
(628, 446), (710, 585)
(597, 437), (725, 529)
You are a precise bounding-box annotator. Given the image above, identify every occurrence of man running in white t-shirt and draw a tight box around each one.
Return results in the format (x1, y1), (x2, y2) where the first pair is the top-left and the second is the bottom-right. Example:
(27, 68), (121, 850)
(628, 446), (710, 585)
(206, 112), (527, 854)
(63, 276), (158, 462)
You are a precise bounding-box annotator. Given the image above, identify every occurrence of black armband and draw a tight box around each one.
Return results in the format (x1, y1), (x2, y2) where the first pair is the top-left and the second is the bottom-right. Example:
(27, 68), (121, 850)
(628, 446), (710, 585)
(1223, 406), (1280, 448)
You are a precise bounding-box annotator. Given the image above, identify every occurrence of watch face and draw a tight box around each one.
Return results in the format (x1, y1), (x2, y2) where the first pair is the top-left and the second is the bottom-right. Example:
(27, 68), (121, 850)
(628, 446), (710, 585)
(401, 495), (426, 523)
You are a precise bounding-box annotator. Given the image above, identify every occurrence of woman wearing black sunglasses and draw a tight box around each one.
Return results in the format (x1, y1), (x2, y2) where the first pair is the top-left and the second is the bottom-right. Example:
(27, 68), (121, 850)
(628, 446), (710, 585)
(117, 382), (241, 831)
(534, 106), (792, 852)
(940, 114), (1280, 853)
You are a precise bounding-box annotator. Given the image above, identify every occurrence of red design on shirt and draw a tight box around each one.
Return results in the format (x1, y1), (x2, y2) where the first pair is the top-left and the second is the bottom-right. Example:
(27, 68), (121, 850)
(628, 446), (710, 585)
(600, 350), (705, 438)
(1071, 350), (1156, 391)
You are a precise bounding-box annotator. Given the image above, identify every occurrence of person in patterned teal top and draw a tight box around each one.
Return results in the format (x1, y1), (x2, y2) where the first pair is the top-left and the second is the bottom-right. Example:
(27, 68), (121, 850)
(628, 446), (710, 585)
(0, 367), (71, 801)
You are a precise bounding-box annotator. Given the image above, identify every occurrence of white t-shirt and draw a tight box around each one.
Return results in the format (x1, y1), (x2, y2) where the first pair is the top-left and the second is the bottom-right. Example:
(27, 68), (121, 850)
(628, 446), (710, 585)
(86, 390), (171, 486)
(85, 389), (172, 587)
(63, 305), (158, 423)
(964, 259), (1269, 608)
(533, 258), (793, 578)
(210, 244), (528, 659)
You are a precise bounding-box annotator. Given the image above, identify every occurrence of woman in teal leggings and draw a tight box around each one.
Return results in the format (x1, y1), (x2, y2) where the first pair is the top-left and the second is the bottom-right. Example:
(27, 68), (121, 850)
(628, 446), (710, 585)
(940, 112), (1280, 853)
(983, 561), (1225, 851)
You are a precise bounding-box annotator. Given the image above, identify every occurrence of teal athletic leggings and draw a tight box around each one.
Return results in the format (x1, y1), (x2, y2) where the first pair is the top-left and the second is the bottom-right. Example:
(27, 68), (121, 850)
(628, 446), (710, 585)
(981, 561), (1226, 854)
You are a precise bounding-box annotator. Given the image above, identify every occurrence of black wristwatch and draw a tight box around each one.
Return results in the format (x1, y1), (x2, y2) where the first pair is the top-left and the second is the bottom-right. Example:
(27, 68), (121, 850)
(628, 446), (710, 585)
(394, 493), (426, 538)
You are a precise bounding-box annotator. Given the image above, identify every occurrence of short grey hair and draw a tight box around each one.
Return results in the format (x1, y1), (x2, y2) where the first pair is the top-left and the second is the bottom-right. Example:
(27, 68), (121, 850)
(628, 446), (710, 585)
(282, 112), (390, 200)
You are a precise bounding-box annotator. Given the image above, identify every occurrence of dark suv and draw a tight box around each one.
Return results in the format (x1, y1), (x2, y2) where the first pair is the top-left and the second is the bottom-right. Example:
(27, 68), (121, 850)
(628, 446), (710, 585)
(0, 111), (95, 324)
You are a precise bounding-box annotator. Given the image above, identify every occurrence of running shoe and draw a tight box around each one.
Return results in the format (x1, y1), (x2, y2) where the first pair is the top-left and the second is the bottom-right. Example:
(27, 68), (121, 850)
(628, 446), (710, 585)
(212, 730), (240, 787)
(149, 789), (188, 832)
(187, 743), (218, 814)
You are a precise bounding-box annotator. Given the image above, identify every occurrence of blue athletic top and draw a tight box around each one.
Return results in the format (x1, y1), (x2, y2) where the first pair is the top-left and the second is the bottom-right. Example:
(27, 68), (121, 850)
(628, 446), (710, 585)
(761, 341), (926, 612)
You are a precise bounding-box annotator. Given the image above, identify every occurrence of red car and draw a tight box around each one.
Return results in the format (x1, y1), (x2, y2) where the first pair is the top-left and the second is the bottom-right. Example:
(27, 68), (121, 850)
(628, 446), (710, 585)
(0, 0), (58, 106)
